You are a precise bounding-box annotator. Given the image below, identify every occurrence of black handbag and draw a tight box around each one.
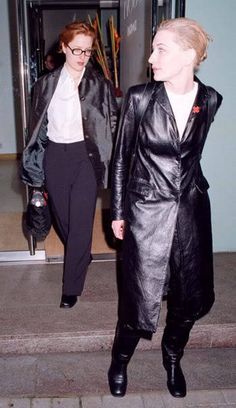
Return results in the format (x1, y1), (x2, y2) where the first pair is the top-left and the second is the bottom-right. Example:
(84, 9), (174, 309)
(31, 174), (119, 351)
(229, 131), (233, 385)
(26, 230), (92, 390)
(25, 189), (52, 241)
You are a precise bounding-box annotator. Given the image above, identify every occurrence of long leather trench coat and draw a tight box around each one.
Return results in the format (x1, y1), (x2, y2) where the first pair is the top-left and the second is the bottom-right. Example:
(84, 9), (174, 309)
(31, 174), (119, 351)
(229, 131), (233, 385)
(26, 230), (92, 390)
(111, 78), (222, 333)
(21, 65), (118, 188)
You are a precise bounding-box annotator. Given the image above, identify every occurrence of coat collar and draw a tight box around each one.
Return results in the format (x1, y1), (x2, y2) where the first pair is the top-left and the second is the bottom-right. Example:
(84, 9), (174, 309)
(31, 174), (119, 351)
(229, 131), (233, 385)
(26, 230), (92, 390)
(44, 64), (94, 96)
(152, 76), (210, 118)
(191, 76), (210, 114)
(40, 66), (61, 102)
(153, 81), (173, 117)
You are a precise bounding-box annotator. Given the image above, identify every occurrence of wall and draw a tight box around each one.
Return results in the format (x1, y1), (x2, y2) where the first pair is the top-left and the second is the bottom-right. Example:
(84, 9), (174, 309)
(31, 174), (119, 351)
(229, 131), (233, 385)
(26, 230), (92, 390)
(119, 0), (236, 252)
(0, 0), (17, 154)
(186, 0), (236, 251)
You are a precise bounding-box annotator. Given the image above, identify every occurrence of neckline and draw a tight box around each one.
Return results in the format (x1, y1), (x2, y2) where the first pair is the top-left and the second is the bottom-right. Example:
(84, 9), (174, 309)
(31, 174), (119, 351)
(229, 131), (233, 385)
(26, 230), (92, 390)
(165, 81), (198, 97)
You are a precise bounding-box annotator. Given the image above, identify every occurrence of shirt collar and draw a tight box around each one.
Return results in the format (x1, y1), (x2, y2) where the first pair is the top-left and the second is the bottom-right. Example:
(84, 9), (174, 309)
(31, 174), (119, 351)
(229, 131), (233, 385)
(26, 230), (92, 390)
(60, 63), (85, 86)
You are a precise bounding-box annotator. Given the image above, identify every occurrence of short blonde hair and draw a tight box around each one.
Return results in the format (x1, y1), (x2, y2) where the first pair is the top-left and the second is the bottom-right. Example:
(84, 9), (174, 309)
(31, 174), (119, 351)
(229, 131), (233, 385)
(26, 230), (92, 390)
(157, 18), (211, 67)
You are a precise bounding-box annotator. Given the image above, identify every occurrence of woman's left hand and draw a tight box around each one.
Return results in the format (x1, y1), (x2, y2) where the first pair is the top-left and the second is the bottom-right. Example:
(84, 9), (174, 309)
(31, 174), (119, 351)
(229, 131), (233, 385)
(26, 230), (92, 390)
(112, 220), (125, 240)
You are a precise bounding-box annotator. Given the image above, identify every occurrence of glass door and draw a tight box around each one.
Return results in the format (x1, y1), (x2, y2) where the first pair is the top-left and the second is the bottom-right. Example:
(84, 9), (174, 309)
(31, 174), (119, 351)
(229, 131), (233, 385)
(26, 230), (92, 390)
(0, 0), (45, 261)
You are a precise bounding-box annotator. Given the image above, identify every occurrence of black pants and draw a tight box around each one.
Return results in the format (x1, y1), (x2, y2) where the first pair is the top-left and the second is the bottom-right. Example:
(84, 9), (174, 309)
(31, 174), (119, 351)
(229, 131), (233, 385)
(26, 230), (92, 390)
(44, 140), (97, 295)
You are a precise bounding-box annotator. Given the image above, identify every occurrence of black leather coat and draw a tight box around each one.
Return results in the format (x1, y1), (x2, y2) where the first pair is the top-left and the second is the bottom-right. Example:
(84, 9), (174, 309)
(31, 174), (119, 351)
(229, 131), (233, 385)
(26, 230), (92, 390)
(21, 65), (118, 188)
(111, 78), (222, 333)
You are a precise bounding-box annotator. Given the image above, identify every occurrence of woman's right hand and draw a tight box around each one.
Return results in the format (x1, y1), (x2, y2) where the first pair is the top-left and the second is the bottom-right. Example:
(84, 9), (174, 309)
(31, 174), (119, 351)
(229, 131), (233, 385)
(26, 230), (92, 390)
(112, 220), (125, 240)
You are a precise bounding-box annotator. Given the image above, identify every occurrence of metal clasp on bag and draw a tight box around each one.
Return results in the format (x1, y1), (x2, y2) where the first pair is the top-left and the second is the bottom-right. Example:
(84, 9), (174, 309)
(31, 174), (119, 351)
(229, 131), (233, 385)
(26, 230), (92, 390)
(30, 190), (47, 207)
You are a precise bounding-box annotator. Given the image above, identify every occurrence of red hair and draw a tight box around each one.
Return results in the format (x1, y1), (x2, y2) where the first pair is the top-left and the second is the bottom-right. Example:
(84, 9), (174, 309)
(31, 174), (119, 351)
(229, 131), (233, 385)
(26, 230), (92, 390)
(59, 21), (96, 52)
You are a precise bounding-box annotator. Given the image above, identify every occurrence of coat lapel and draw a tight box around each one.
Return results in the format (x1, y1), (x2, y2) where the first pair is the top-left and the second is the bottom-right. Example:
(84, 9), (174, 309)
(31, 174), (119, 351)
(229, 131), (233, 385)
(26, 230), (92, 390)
(40, 67), (62, 108)
(181, 77), (209, 143)
(188, 77), (209, 121)
(153, 82), (174, 118)
(30, 68), (62, 144)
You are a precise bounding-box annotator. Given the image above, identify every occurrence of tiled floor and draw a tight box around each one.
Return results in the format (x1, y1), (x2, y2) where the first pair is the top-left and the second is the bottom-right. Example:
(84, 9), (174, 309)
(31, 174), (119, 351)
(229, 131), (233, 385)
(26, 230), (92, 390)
(0, 389), (236, 407)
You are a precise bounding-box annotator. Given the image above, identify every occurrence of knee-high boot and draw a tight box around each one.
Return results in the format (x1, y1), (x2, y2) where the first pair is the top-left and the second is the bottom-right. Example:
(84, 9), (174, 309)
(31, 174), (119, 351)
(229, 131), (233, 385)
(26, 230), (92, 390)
(108, 322), (140, 397)
(161, 315), (194, 398)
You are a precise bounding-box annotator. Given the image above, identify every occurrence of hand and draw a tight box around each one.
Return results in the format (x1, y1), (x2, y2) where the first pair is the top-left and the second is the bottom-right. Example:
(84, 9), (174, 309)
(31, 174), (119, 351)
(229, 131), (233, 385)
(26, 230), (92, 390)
(112, 220), (125, 240)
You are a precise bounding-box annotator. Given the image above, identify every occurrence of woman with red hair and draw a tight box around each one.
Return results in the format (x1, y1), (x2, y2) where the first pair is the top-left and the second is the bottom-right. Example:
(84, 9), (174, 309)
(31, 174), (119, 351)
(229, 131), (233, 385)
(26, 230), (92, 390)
(22, 22), (118, 309)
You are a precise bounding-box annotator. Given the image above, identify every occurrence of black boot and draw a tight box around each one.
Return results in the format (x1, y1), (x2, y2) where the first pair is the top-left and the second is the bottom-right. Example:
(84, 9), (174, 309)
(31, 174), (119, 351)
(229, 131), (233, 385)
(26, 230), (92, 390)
(108, 356), (128, 397)
(162, 316), (194, 398)
(108, 322), (140, 397)
(163, 355), (186, 398)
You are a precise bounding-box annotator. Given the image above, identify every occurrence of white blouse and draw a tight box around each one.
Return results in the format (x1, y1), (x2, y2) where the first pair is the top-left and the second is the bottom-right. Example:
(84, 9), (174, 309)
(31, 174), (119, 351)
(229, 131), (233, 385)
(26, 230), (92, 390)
(47, 64), (85, 143)
(165, 82), (198, 140)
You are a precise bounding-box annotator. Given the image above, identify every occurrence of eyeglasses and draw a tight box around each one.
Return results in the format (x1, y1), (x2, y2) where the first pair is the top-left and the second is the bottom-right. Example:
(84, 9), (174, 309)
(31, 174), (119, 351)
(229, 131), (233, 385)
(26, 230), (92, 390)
(66, 43), (94, 57)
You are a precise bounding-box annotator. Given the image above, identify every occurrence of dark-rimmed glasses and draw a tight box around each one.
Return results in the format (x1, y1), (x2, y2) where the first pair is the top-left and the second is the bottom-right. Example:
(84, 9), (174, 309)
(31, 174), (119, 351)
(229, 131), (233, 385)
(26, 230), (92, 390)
(66, 43), (94, 57)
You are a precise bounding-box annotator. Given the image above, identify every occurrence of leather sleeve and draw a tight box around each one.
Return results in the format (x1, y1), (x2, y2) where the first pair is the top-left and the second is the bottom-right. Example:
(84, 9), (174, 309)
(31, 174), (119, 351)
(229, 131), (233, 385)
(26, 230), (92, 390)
(106, 80), (119, 141)
(111, 87), (141, 220)
(21, 78), (49, 187)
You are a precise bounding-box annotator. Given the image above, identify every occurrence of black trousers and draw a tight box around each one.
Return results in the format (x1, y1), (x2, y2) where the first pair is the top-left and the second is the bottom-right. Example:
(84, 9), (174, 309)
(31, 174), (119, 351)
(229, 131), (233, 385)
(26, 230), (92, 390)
(44, 140), (97, 295)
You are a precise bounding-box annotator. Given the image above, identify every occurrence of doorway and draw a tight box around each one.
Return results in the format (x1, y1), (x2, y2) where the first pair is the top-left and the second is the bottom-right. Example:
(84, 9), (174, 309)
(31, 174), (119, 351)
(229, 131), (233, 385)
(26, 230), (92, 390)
(1, 0), (185, 261)
(1, 0), (119, 262)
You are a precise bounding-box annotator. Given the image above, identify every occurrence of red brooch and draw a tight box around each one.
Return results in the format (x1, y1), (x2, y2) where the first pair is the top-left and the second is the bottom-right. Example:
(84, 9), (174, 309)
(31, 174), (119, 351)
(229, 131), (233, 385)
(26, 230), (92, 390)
(192, 105), (201, 113)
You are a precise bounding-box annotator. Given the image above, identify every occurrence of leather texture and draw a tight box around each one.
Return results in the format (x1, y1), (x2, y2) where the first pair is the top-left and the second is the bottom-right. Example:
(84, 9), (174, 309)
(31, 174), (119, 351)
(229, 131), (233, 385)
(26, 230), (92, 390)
(108, 360), (128, 397)
(111, 78), (223, 332)
(161, 315), (194, 398)
(108, 323), (140, 397)
(164, 361), (186, 398)
(21, 65), (118, 188)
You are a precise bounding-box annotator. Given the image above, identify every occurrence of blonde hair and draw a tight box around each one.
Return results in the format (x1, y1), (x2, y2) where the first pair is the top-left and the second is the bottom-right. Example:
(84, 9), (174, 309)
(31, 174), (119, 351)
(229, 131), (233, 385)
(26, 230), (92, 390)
(157, 18), (211, 67)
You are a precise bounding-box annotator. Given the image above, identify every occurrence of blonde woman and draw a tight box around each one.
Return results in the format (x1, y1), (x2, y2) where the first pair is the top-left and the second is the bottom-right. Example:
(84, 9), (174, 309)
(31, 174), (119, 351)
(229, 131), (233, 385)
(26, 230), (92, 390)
(108, 17), (222, 398)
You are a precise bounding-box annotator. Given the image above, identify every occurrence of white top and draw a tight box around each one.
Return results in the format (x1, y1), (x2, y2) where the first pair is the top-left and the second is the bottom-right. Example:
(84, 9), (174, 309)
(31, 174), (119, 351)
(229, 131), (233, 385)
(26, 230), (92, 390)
(165, 82), (198, 140)
(47, 64), (85, 143)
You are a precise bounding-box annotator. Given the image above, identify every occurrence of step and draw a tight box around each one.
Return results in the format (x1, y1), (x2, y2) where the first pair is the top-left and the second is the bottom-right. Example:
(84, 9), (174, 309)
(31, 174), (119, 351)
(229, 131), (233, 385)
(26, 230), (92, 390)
(0, 253), (235, 355)
(0, 348), (235, 399)
(0, 323), (235, 356)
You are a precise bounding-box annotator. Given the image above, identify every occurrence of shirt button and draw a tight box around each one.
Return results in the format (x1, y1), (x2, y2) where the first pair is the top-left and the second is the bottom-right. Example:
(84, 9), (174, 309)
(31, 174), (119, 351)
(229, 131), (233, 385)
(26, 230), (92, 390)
(88, 153), (93, 157)
(80, 96), (85, 101)
(83, 116), (87, 120)
(85, 134), (89, 139)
